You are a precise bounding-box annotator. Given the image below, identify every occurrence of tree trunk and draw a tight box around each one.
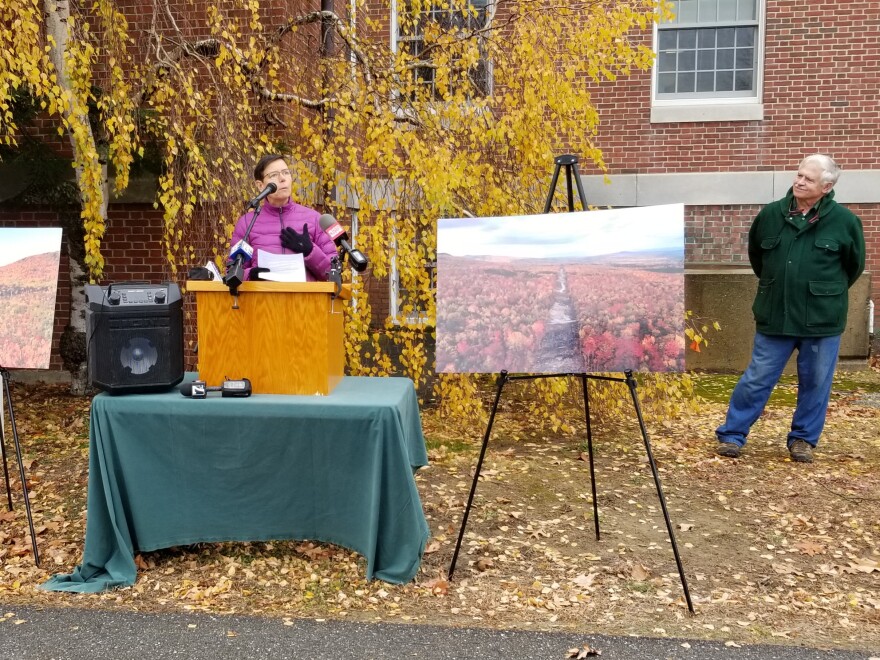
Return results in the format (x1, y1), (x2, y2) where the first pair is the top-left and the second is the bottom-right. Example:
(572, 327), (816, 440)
(44, 0), (109, 394)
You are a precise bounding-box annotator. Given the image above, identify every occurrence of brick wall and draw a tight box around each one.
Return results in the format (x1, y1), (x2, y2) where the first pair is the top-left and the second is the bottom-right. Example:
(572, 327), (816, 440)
(587, 1), (880, 174)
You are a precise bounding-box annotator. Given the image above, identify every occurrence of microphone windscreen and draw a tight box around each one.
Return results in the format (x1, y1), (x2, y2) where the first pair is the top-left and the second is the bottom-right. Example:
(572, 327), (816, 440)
(318, 214), (336, 231)
(266, 182), (277, 193)
(179, 382), (194, 396)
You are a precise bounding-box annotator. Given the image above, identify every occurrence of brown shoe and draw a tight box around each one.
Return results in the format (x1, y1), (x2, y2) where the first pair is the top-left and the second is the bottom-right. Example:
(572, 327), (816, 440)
(716, 441), (742, 458)
(789, 439), (814, 463)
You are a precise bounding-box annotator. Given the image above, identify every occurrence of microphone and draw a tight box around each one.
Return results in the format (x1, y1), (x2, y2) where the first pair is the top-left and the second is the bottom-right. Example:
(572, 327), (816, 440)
(318, 214), (368, 273)
(224, 239), (254, 291)
(228, 239), (254, 263)
(246, 182), (277, 209)
(225, 183), (276, 298)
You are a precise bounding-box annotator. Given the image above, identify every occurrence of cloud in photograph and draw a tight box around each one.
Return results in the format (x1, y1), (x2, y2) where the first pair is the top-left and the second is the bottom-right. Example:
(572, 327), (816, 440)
(0, 228), (63, 267)
(438, 205), (683, 259)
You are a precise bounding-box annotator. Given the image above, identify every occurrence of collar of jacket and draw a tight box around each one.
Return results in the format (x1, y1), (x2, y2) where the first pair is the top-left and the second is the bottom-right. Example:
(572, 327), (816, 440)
(261, 198), (295, 215)
(781, 186), (836, 222)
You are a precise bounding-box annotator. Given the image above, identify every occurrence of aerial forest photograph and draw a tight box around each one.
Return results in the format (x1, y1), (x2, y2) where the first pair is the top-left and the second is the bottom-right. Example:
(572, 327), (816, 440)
(435, 206), (685, 374)
(0, 227), (63, 370)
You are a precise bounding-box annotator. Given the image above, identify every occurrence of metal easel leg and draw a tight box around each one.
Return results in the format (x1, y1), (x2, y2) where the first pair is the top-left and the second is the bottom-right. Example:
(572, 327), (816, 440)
(624, 370), (692, 614)
(579, 374), (600, 541)
(0, 367), (40, 566)
(448, 371), (509, 580)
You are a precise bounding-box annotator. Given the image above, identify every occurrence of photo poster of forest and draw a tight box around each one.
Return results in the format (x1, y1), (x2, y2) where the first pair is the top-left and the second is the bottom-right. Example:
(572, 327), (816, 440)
(0, 227), (63, 369)
(435, 205), (685, 374)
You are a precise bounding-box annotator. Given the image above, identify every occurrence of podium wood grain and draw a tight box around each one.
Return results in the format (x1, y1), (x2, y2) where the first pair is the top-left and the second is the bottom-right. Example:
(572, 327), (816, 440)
(186, 281), (349, 395)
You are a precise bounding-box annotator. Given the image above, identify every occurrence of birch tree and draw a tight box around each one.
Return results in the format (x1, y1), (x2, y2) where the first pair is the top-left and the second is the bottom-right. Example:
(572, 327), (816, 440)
(1, 0), (687, 422)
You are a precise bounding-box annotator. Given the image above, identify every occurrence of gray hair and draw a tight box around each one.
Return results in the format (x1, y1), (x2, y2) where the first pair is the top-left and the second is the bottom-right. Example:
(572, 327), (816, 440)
(800, 154), (841, 186)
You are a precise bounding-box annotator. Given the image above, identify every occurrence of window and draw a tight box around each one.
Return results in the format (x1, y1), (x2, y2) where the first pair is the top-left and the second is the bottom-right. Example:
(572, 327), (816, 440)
(390, 225), (436, 326)
(393, 0), (494, 100)
(391, 259), (436, 326)
(655, 0), (763, 107)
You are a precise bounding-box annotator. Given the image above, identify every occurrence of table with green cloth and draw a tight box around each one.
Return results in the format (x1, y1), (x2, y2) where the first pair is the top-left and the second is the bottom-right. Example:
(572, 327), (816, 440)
(41, 376), (430, 593)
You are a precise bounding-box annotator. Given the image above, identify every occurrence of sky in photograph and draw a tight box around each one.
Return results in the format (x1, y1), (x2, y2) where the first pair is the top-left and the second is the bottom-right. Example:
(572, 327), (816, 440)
(0, 228), (63, 267)
(438, 204), (684, 259)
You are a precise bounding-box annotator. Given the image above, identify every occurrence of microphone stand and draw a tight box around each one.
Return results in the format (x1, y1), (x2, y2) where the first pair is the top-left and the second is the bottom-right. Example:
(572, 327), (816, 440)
(327, 255), (343, 299)
(225, 200), (267, 308)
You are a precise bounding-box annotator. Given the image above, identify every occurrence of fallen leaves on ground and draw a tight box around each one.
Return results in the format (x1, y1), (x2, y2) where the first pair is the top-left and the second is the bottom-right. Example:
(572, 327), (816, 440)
(1, 374), (880, 654)
(567, 643), (601, 657)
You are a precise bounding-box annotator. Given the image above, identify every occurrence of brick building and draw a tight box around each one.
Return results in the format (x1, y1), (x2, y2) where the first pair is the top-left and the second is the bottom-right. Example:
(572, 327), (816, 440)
(1, 0), (877, 376)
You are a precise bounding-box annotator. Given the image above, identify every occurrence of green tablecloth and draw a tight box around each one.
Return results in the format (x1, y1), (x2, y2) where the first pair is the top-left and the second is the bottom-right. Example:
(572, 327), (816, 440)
(41, 376), (430, 593)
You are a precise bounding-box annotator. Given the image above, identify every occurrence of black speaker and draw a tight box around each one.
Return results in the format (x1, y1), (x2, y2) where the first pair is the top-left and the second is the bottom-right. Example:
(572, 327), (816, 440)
(85, 282), (184, 394)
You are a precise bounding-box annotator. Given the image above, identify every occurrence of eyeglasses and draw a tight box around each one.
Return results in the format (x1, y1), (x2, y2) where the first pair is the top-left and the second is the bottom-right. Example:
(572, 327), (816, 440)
(263, 169), (291, 181)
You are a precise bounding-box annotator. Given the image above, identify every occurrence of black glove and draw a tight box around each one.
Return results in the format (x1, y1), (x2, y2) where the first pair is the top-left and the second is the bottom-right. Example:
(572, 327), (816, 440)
(280, 225), (313, 256)
(248, 267), (270, 281)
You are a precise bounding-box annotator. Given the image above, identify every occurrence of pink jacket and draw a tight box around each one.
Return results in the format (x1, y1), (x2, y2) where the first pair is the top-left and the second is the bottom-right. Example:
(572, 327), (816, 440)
(230, 199), (338, 282)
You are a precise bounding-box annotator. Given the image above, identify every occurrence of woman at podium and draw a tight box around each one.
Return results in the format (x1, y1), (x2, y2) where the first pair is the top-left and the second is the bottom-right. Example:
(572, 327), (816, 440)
(230, 154), (339, 282)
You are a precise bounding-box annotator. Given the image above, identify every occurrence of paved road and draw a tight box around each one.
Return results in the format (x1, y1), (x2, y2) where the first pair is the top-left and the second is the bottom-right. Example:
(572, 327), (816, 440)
(0, 605), (877, 660)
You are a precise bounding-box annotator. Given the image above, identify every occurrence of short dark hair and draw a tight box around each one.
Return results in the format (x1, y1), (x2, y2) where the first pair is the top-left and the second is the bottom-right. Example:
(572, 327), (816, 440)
(254, 154), (286, 181)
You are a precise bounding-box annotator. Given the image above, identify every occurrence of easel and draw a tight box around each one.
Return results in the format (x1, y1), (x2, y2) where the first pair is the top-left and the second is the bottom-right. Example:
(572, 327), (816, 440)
(0, 366), (40, 566)
(447, 154), (693, 614)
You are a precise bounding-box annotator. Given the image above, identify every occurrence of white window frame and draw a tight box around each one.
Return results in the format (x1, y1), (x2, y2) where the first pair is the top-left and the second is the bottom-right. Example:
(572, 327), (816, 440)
(651, 0), (766, 123)
(389, 229), (436, 327)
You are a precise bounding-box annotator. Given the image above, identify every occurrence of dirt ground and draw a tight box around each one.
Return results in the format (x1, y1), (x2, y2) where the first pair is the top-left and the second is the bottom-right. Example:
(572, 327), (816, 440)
(1, 370), (879, 654)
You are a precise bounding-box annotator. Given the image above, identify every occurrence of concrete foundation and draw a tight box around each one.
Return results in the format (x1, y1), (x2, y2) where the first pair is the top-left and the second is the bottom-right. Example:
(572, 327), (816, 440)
(685, 266), (872, 372)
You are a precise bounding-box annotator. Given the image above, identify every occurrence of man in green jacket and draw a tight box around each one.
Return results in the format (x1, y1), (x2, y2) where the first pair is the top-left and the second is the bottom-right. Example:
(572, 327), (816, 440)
(716, 154), (865, 463)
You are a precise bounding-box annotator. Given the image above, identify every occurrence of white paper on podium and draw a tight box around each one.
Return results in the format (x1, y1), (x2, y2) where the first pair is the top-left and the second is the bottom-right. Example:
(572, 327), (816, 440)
(258, 249), (306, 282)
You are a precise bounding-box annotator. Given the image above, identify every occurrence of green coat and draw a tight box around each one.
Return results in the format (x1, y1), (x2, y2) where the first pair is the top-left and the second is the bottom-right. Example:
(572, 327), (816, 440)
(748, 188), (865, 337)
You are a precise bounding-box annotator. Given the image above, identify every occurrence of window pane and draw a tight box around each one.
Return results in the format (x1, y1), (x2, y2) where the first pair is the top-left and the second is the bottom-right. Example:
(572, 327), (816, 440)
(679, 50), (696, 71)
(658, 72), (677, 93)
(676, 0), (698, 23)
(737, 0), (756, 20)
(697, 28), (716, 48)
(718, 0), (737, 20)
(736, 27), (755, 47)
(697, 71), (715, 92)
(717, 27), (736, 47)
(659, 31), (677, 50)
(734, 70), (753, 91)
(659, 51), (677, 72)
(678, 29), (697, 49)
(736, 47), (753, 68)
(698, 0), (717, 21)
(697, 49), (715, 70)
(717, 48), (734, 69)
(677, 72), (696, 92)
(716, 70), (734, 91)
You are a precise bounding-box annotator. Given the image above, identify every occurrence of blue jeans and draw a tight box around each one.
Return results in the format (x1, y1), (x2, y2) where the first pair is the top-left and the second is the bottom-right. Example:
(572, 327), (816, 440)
(716, 332), (841, 449)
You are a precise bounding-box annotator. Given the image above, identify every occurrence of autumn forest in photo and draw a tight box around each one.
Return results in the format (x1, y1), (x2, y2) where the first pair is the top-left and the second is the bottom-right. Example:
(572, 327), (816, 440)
(0, 252), (61, 369)
(436, 251), (684, 374)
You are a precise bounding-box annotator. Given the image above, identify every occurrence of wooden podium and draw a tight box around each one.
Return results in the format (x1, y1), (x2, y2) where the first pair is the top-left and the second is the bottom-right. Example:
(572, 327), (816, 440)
(186, 281), (350, 395)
